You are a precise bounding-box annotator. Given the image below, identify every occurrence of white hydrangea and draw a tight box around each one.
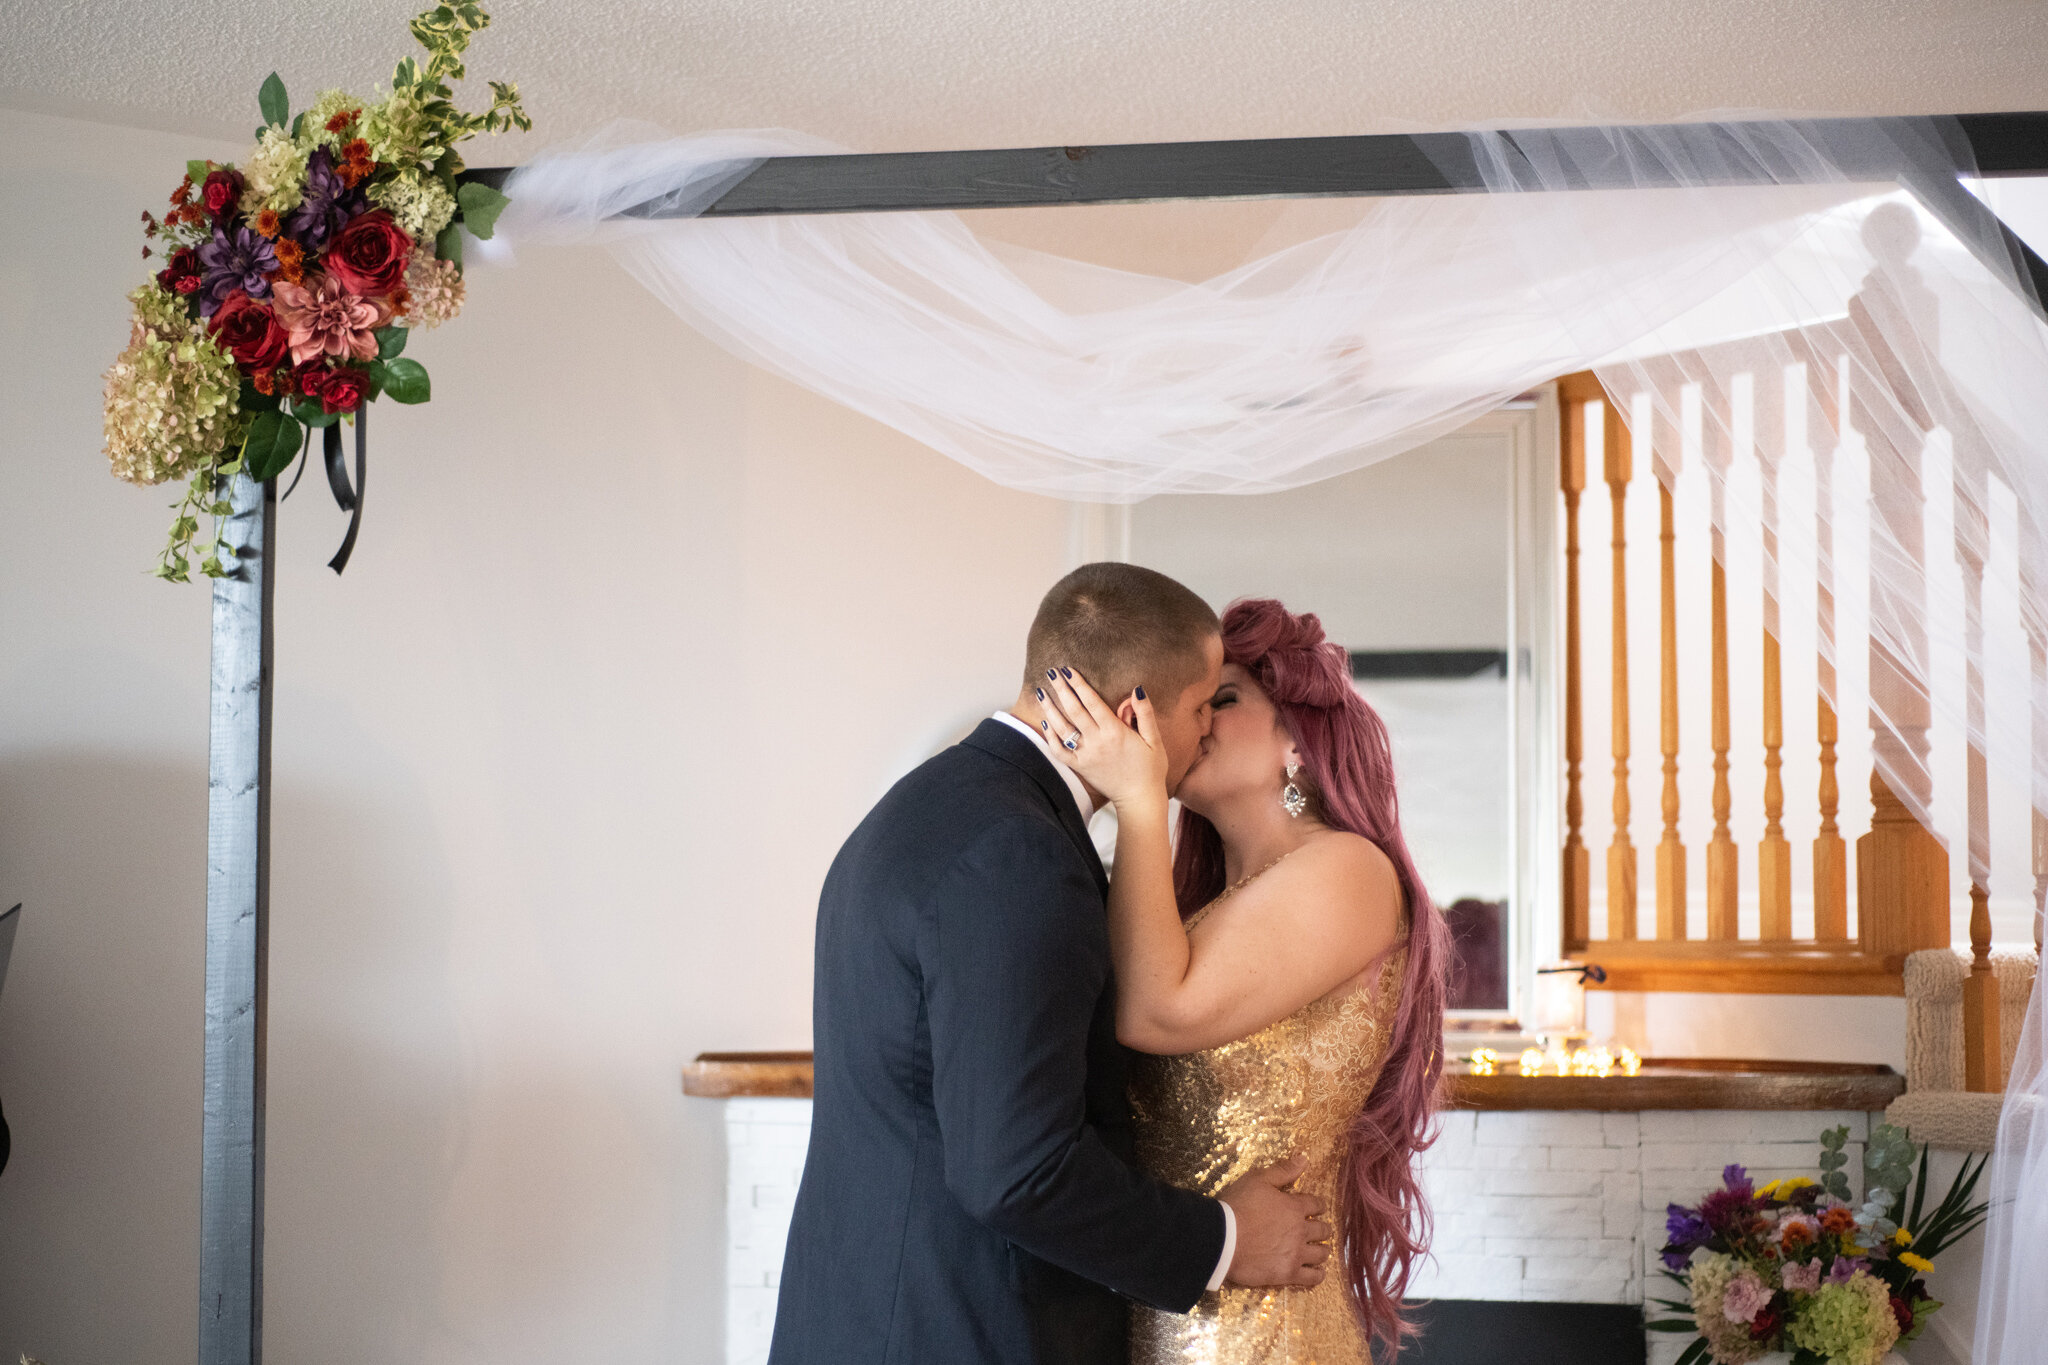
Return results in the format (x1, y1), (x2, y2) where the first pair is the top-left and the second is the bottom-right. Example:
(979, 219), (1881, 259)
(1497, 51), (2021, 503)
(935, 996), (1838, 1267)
(368, 169), (457, 243)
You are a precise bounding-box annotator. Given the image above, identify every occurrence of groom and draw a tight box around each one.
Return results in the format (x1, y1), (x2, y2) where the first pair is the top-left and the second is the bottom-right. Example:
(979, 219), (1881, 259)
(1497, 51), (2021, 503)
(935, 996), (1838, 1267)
(769, 563), (1329, 1365)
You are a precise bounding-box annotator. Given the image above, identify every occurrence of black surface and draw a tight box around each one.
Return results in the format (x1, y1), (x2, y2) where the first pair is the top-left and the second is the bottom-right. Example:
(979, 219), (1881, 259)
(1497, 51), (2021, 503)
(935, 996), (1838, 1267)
(1396, 1300), (1650, 1365)
(1350, 649), (1509, 681)
(462, 112), (2048, 213)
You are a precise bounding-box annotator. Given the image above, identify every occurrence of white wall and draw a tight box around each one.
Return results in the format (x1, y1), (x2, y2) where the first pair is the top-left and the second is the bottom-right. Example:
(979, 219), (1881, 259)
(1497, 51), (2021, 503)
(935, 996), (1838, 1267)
(0, 106), (1069, 1365)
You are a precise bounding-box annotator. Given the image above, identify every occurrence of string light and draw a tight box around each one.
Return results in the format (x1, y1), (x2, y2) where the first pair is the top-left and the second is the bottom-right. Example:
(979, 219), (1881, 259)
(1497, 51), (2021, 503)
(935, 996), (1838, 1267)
(1468, 1048), (1498, 1076)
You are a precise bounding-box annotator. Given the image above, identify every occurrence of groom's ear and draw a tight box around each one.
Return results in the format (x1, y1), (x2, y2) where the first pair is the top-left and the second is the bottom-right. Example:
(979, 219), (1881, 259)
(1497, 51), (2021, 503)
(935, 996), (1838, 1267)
(1115, 695), (1140, 730)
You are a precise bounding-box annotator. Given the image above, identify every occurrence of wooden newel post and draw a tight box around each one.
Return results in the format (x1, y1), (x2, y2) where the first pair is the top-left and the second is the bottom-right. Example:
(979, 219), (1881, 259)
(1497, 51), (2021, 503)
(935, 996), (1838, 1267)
(202, 470), (274, 1365)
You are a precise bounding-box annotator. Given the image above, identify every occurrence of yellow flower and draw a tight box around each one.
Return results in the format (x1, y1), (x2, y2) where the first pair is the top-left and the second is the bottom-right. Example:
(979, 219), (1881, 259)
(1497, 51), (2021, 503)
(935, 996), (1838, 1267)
(1760, 1177), (1815, 1200)
(1897, 1251), (1935, 1273)
(1891, 1229), (1914, 1247)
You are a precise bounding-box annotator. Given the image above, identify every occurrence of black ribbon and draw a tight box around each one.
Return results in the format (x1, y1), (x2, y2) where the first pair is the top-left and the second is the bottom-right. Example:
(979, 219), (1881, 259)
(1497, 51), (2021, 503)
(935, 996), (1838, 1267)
(319, 405), (367, 575)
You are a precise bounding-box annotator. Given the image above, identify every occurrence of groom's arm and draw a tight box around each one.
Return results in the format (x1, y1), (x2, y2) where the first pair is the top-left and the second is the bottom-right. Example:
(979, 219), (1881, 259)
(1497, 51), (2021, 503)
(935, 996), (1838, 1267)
(923, 816), (1225, 1312)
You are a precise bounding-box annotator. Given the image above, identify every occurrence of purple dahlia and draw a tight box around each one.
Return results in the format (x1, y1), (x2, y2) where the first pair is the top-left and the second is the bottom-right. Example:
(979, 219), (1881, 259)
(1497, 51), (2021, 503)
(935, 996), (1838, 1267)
(286, 147), (367, 249)
(197, 224), (278, 318)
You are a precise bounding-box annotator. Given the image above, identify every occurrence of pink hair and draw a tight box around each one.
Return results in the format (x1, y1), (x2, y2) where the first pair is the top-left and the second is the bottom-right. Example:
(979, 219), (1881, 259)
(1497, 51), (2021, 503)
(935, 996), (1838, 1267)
(1172, 598), (1447, 1351)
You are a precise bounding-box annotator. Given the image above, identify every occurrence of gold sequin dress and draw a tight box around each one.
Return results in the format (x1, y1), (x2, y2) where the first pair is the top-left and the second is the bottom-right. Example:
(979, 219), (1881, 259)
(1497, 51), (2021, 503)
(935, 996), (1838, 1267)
(1127, 924), (1407, 1365)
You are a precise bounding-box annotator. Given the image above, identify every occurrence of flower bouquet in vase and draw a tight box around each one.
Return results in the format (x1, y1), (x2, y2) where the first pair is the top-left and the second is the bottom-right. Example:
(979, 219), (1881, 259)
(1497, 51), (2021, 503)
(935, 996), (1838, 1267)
(1648, 1123), (1987, 1365)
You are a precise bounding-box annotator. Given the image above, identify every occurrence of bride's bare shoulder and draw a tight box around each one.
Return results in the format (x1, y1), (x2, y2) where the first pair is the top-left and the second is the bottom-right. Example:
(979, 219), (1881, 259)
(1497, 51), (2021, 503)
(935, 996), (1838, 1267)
(1292, 828), (1399, 897)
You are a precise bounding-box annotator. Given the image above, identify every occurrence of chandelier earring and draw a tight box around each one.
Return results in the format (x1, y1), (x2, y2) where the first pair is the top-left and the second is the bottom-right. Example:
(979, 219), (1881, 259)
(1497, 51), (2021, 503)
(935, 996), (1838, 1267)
(1281, 762), (1307, 818)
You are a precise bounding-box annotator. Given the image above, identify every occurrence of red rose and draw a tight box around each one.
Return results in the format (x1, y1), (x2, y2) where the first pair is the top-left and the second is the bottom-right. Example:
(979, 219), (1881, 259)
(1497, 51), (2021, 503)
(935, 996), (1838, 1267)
(207, 292), (291, 373)
(325, 210), (412, 299)
(1891, 1296), (1914, 1333)
(290, 360), (329, 400)
(316, 367), (370, 415)
(203, 168), (245, 219)
(1748, 1306), (1782, 1341)
(156, 246), (202, 293)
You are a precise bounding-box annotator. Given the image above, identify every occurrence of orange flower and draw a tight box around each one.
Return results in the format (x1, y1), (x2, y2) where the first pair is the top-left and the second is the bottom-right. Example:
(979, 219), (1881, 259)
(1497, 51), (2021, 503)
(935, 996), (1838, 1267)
(272, 239), (306, 284)
(171, 177), (192, 207)
(325, 107), (361, 134)
(254, 208), (282, 239)
(1820, 1206), (1857, 1236)
(343, 138), (370, 162)
(252, 370), (276, 396)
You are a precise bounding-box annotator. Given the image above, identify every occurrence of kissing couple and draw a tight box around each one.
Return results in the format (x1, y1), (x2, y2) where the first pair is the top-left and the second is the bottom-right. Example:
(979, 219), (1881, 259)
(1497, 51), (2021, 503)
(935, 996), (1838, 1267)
(769, 563), (1448, 1365)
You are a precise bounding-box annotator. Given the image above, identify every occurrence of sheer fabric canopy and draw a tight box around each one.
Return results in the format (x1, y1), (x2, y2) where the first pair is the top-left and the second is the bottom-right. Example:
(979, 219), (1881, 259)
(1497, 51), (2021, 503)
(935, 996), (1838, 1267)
(497, 115), (2045, 1361)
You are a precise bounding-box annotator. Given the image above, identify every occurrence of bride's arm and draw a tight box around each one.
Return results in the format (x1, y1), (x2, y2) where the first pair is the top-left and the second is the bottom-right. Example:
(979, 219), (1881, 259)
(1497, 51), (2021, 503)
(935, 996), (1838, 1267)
(1039, 672), (1401, 1056)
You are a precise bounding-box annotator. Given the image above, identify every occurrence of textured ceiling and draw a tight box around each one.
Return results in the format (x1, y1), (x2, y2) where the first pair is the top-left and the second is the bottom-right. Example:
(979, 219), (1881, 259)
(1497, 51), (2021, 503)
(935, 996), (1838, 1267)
(6, 0), (2048, 159)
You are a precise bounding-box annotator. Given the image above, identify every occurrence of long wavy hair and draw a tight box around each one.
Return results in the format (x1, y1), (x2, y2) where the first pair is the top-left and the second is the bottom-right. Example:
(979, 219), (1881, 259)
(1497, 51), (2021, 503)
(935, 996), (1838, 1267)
(1172, 598), (1448, 1351)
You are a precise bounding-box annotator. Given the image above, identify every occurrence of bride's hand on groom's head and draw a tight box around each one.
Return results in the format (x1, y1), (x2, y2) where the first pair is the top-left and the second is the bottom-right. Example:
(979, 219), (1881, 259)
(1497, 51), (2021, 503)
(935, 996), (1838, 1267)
(1033, 666), (1168, 809)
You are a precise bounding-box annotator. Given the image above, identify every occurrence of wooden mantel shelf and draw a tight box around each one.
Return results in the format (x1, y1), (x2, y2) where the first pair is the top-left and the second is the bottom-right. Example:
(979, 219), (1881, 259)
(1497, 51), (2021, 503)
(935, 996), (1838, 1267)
(683, 1052), (1905, 1112)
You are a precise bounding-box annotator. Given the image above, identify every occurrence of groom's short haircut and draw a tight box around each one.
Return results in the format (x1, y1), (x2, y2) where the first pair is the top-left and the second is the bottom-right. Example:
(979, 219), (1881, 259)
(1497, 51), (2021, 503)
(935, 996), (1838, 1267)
(1024, 563), (1221, 705)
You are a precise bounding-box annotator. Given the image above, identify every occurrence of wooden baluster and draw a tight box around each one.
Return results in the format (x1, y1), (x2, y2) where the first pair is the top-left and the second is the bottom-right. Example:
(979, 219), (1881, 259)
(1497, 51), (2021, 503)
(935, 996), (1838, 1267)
(1703, 387), (1740, 940)
(1847, 288), (1949, 964)
(1958, 489), (2001, 1090)
(1606, 395), (1638, 940)
(1809, 355), (1849, 940)
(1559, 374), (1597, 952)
(1758, 372), (1793, 941)
(1655, 399), (1686, 940)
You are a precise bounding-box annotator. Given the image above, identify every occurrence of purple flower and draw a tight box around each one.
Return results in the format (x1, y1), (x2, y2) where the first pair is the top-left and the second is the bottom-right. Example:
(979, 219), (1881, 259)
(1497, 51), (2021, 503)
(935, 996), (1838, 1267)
(1826, 1256), (1867, 1284)
(285, 147), (366, 249)
(197, 224), (277, 318)
(1722, 1164), (1755, 1198)
(1661, 1203), (1712, 1270)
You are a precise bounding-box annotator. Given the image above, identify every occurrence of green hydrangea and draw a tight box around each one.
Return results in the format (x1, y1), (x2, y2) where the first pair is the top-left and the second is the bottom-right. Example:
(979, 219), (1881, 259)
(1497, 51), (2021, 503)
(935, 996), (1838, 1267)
(368, 168), (456, 241)
(239, 126), (308, 215)
(1788, 1271), (1900, 1365)
(102, 286), (244, 487)
(302, 88), (362, 150)
(361, 90), (441, 171)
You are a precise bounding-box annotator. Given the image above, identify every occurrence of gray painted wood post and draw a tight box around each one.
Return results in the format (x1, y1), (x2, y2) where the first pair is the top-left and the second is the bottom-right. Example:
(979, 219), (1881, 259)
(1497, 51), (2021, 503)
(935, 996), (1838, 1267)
(201, 470), (274, 1365)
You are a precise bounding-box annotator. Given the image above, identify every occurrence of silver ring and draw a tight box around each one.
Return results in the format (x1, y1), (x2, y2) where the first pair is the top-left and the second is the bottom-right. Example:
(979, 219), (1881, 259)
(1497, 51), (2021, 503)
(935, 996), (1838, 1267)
(1065, 729), (1083, 750)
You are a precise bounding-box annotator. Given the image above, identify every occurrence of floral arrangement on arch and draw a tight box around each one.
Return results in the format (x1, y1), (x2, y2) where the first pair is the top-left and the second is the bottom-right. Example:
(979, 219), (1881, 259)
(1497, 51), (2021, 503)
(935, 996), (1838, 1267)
(103, 4), (528, 579)
(1649, 1123), (1988, 1365)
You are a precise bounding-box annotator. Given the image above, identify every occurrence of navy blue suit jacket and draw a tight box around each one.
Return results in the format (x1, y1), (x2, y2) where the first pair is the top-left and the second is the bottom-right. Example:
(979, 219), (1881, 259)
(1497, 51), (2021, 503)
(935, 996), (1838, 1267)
(767, 718), (1225, 1365)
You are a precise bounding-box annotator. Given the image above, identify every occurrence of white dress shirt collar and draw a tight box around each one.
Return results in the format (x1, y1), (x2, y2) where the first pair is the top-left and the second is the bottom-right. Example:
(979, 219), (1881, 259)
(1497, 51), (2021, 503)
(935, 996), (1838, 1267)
(990, 710), (1098, 823)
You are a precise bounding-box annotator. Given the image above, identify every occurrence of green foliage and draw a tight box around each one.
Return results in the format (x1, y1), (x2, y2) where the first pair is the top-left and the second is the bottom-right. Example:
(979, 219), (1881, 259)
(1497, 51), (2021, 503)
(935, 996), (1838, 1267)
(258, 72), (289, 129)
(154, 444), (246, 582)
(1864, 1122), (1917, 1220)
(186, 159), (212, 183)
(434, 221), (464, 266)
(389, 4), (531, 171)
(1818, 1124), (1853, 1201)
(375, 326), (409, 360)
(291, 399), (341, 428)
(455, 180), (509, 239)
(242, 409), (304, 483)
(373, 357), (431, 404)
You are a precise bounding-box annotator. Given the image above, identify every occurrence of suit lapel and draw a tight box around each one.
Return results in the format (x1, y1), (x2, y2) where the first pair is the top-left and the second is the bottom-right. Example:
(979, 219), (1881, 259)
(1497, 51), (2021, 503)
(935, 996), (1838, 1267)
(961, 718), (1109, 894)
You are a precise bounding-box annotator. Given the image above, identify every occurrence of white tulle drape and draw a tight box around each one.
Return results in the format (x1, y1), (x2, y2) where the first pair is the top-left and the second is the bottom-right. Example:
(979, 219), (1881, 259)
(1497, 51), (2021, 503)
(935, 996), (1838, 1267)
(498, 117), (2046, 1358)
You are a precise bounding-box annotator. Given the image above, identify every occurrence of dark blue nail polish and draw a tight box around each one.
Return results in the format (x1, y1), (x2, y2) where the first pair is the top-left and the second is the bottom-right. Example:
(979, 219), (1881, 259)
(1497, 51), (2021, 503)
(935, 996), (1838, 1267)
(1047, 669), (1058, 681)
(1060, 667), (1073, 679)
(1134, 685), (1146, 700)
(1036, 687), (1045, 701)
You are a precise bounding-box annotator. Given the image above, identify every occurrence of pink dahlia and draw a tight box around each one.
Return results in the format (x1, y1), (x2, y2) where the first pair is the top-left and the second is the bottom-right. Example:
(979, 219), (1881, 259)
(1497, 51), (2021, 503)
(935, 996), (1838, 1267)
(270, 273), (392, 366)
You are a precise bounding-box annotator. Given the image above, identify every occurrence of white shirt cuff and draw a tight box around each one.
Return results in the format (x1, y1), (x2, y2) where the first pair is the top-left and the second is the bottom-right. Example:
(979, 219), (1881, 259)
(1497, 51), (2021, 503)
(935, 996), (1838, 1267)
(1206, 1200), (1236, 1292)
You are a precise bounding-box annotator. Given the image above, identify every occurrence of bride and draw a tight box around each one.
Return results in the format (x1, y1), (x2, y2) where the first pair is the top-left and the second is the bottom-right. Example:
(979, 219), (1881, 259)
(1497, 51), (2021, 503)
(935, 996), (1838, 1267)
(1036, 597), (1447, 1364)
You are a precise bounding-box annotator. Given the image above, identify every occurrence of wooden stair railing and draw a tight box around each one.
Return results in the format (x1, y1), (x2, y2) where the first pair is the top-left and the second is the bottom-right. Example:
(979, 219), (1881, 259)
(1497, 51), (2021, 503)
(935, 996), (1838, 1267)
(1556, 350), (1951, 1001)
